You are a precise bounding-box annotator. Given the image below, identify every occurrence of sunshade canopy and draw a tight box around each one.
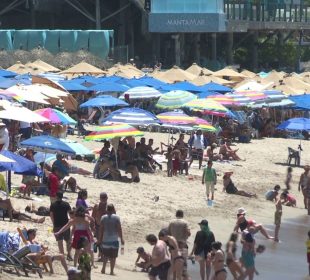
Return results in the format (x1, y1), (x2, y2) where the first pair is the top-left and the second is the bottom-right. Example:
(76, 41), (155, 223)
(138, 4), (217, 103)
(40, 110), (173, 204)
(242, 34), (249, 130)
(80, 95), (129, 108)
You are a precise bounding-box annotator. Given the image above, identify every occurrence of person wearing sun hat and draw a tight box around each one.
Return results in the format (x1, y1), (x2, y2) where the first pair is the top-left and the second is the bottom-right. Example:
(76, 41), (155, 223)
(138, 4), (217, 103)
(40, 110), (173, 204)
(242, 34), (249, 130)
(299, 165), (310, 209)
(189, 219), (215, 280)
(234, 207), (274, 240)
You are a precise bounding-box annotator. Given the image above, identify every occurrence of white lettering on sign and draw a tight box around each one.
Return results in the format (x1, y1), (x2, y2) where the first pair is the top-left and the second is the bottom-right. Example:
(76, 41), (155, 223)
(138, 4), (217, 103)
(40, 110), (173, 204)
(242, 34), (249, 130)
(167, 19), (205, 26)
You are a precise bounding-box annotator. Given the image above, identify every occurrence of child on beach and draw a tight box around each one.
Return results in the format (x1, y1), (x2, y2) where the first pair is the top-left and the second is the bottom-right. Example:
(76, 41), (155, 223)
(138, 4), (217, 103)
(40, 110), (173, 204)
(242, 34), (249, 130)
(77, 236), (91, 280)
(172, 149), (181, 176)
(281, 191), (297, 207)
(265, 185), (281, 201)
(274, 193), (283, 242)
(285, 167), (293, 190)
(135, 247), (151, 272)
(306, 230), (310, 276)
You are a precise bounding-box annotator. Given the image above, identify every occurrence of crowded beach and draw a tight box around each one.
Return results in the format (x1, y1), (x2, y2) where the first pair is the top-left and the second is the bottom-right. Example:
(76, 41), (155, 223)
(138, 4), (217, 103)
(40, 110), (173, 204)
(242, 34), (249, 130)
(0, 62), (309, 280)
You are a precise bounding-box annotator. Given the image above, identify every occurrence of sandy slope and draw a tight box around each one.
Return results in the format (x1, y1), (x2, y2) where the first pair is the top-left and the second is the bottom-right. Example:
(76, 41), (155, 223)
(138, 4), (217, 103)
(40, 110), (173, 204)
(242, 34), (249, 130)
(1, 133), (310, 279)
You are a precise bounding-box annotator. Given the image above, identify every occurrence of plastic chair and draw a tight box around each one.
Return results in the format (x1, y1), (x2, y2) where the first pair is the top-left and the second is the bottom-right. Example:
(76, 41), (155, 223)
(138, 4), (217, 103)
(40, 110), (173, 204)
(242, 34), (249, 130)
(287, 147), (300, 166)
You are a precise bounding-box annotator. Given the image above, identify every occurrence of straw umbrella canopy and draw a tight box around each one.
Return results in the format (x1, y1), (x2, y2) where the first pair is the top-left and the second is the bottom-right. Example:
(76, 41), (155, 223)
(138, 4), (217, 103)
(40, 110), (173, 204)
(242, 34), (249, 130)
(31, 59), (60, 72)
(6, 62), (28, 74)
(266, 82), (302, 95)
(60, 61), (105, 76)
(234, 80), (270, 91)
(240, 69), (257, 79)
(191, 74), (233, 86)
(158, 66), (196, 83)
(213, 68), (247, 81)
(282, 76), (310, 93)
(107, 63), (144, 78)
(186, 63), (203, 76)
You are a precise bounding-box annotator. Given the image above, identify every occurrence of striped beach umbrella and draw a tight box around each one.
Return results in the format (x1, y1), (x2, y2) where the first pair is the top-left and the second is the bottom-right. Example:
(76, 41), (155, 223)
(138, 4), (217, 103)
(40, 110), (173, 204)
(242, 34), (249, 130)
(156, 90), (197, 109)
(35, 108), (77, 125)
(119, 86), (162, 100)
(85, 123), (144, 141)
(157, 111), (216, 131)
(101, 107), (161, 126)
(184, 99), (230, 117)
(207, 94), (241, 106)
(234, 90), (267, 101)
(193, 124), (217, 132)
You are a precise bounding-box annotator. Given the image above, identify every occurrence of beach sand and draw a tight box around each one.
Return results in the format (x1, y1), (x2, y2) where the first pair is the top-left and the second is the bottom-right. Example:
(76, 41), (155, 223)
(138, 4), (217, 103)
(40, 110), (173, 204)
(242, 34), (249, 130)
(1, 133), (310, 279)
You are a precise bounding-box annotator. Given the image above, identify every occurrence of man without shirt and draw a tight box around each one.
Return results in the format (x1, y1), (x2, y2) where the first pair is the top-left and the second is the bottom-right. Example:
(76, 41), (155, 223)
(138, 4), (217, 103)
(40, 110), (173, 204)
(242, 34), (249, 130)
(146, 234), (170, 280)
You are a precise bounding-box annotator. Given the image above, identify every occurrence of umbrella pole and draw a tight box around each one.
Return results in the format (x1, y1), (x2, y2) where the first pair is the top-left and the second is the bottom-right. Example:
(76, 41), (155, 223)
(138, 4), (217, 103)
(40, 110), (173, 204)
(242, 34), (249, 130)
(115, 149), (118, 169)
(7, 170), (11, 195)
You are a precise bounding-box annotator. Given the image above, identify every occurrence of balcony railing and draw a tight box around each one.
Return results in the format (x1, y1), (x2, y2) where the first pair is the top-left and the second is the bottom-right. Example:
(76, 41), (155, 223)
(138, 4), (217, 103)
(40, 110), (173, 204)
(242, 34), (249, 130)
(224, 1), (309, 22)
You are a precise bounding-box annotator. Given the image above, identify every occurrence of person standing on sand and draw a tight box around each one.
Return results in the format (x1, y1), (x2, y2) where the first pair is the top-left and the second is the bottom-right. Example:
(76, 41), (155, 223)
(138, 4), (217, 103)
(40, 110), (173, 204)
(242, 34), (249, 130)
(274, 193), (283, 242)
(168, 210), (191, 279)
(97, 203), (124, 275)
(145, 234), (171, 280)
(285, 167), (293, 190)
(202, 160), (217, 201)
(299, 165), (310, 209)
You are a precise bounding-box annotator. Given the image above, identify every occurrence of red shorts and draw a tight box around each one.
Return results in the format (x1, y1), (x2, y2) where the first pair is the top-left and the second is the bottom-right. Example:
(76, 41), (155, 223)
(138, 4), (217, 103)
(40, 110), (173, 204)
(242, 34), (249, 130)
(71, 230), (91, 249)
(307, 252), (310, 263)
(172, 160), (180, 171)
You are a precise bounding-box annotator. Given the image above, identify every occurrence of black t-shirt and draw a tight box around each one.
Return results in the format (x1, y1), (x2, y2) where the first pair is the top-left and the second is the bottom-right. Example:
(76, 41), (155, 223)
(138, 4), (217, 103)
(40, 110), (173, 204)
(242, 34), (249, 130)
(194, 230), (215, 255)
(50, 200), (71, 228)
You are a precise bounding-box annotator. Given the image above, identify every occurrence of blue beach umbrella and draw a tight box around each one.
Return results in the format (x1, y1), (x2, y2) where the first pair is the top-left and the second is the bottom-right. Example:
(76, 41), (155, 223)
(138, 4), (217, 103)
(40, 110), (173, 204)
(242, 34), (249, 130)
(59, 81), (89, 91)
(101, 107), (161, 126)
(88, 83), (129, 92)
(20, 135), (76, 155)
(0, 151), (39, 175)
(80, 95), (129, 108)
(0, 70), (17, 78)
(277, 118), (310, 131)
(199, 82), (232, 93)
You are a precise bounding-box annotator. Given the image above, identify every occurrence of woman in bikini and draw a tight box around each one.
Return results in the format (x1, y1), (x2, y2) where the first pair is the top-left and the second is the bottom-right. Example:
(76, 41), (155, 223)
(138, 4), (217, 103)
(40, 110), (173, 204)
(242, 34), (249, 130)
(211, 241), (227, 280)
(299, 165), (310, 209)
(226, 232), (245, 280)
(158, 229), (184, 280)
(55, 206), (94, 267)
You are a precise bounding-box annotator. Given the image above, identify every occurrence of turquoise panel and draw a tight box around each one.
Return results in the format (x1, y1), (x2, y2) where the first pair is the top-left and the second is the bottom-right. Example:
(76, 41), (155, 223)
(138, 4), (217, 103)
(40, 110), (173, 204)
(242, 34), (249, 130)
(88, 30), (110, 59)
(44, 30), (60, 54)
(27, 30), (46, 50)
(13, 30), (28, 50)
(59, 30), (77, 52)
(0, 30), (13, 50)
(75, 30), (89, 51)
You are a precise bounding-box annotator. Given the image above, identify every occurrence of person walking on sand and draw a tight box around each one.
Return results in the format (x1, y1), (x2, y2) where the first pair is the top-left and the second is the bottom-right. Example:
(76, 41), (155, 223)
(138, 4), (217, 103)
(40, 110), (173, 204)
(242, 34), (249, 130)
(226, 232), (245, 280)
(211, 241), (227, 280)
(202, 160), (217, 201)
(189, 219), (215, 280)
(285, 167), (293, 190)
(50, 191), (73, 261)
(299, 165), (310, 209)
(97, 203), (124, 275)
(145, 234), (171, 280)
(274, 193), (283, 242)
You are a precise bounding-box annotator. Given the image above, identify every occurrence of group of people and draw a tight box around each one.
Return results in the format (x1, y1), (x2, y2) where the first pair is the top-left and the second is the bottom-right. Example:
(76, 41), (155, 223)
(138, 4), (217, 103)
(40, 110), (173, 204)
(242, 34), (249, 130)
(135, 208), (272, 280)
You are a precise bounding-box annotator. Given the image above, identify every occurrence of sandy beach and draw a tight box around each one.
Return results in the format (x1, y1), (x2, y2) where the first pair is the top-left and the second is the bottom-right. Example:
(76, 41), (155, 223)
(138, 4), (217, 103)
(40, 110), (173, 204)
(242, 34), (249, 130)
(1, 133), (310, 280)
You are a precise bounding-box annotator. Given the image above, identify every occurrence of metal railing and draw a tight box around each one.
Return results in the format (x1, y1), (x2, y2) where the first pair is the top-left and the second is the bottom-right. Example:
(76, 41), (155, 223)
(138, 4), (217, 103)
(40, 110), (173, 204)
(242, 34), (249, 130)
(224, 1), (309, 22)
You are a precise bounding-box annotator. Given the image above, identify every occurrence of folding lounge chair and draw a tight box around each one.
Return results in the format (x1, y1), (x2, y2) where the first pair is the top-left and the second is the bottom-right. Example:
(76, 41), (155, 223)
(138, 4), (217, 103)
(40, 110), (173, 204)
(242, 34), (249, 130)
(0, 244), (43, 278)
(17, 227), (49, 272)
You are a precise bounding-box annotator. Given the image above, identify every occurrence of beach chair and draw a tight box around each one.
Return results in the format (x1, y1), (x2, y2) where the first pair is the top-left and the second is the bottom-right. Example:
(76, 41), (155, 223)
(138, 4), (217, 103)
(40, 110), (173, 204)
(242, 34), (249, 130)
(287, 147), (300, 166)
(17, 227), (49, 272)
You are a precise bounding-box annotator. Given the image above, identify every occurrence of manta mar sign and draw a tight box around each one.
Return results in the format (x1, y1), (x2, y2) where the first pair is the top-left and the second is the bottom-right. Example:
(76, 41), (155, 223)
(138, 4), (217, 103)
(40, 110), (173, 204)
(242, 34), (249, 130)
(149, 13), (227, 32)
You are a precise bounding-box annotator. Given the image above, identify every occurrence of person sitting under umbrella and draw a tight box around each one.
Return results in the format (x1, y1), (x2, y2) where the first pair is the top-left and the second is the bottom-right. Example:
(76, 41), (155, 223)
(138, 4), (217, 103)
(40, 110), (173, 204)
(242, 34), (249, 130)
(223, 172), (256, 198)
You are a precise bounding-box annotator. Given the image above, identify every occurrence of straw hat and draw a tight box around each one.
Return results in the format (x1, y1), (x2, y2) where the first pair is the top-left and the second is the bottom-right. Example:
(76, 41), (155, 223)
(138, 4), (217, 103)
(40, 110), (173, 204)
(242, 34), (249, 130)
(237, 207), (246, 215)
(224, 171), (234, 176)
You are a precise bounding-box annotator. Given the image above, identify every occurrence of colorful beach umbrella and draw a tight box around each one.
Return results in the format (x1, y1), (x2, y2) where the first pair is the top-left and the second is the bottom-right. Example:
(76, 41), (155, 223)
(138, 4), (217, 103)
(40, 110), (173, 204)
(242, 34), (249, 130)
(184, 99), (230, 117)
(234, 90), (267, 101)
(207, 94), (242, 106)
(156, 111), (216, 131)
(193, 124), (217, 132)
(101, 108), (161, 126)
(119, 86), (162, 100)
(156, 90), (197, 109)
(85, 123), (144, 141)
(35, 108), (77, 125)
